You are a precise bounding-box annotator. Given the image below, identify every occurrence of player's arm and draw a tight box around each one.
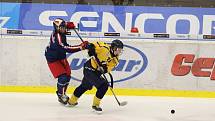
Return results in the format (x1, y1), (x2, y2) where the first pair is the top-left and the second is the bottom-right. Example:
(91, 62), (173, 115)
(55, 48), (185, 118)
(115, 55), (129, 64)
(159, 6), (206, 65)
(63, 42), (88, 53)
(95, 46), (110, 73)
(87, 42), (108, 73)
(106, 56), (119, 73)
(55, 33), (88, 53)
(62, 21), (88, 53)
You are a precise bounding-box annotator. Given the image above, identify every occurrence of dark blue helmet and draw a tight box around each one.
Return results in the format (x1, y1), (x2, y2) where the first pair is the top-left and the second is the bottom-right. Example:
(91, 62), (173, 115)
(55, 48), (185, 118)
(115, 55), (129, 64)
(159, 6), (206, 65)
(111, 39), (123, 49)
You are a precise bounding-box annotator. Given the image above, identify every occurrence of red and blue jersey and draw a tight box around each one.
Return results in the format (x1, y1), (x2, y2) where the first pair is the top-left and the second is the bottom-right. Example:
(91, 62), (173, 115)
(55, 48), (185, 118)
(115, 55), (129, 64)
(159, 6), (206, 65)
(45, 31), (81, 62)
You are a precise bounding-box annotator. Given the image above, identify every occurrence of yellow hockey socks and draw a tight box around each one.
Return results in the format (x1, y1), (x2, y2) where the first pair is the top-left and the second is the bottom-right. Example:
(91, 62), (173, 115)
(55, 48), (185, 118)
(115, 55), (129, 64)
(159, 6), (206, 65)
(68, 94), (78, 105)
(93, 96), (101, 106)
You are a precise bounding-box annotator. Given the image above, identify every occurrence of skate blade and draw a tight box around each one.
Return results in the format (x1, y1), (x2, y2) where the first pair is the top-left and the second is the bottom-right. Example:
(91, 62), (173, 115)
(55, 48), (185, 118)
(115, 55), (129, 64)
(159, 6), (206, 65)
(58, 101), (67, 106)
(65, 104), (76, 107)
(92, 109), (103, 114)
(66, 102), (78, 107)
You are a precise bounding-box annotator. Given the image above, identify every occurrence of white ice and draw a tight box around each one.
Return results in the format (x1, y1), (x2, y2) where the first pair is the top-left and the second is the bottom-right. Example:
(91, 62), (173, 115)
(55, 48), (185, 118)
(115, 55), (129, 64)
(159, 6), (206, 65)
(0, 92), (215, 121)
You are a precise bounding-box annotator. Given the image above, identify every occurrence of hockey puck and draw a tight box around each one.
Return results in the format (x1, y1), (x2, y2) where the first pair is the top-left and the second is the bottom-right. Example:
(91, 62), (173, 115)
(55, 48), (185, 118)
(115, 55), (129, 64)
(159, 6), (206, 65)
(171, 110), (175, 114)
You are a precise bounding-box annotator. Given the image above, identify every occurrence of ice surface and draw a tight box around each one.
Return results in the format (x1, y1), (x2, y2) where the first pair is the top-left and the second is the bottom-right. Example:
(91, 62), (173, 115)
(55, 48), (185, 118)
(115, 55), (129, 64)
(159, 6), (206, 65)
(0, 92), (215, 121)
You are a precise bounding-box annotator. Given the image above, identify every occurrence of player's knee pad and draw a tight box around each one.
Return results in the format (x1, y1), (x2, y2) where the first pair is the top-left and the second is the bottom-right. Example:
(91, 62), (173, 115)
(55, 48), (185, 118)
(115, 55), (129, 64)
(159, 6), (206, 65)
(58, 74), (69, 86)
(96, 83), (109, 99)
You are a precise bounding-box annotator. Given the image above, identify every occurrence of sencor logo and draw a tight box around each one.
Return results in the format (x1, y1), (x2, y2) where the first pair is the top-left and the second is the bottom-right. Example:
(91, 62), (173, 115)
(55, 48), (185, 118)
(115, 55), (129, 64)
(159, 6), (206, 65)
(38, 9), (215, 35)
(67, 44), (148, 83)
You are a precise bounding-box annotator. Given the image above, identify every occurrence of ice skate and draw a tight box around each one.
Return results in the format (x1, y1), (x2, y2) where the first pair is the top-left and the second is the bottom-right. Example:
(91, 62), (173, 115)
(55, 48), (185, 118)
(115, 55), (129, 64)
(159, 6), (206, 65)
(92, 106), (102, 114)
(56, 91), (69, 105)
(67, 101), (78, 107)
(67, 94), (78, 107)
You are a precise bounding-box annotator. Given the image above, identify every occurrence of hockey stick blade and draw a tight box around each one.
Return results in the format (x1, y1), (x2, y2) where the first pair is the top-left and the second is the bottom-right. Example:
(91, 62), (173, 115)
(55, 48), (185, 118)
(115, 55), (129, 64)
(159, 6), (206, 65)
(119, 101), (127, 106)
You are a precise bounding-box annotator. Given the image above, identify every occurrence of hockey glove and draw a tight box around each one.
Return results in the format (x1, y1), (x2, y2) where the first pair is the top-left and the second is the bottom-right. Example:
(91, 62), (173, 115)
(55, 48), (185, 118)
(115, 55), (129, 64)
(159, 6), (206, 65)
(66, 22), (75, 29)
(98, 64), (108, 74)
(80, 41), (89, 50)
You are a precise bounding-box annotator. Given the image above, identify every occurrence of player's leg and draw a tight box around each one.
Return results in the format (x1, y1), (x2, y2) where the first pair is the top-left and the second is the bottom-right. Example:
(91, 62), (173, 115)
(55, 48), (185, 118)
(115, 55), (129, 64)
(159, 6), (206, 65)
(79, 66), (109, 113)
(47, 60), (69, 105)
(61, 59), (71, 95)
(92, 79), (109, 113)
(68, 62), (94, 106)
(63, 76), (70, 94)
(68, 76), (93, 106)
(56, 74), (70, 105)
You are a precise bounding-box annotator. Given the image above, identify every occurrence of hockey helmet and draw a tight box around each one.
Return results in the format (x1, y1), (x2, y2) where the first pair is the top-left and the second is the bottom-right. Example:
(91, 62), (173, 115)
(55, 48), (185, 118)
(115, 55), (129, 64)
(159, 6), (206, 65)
(111, 39), (124, 49)
(111, 39), (124, 56)
(53, 18), (66, 31)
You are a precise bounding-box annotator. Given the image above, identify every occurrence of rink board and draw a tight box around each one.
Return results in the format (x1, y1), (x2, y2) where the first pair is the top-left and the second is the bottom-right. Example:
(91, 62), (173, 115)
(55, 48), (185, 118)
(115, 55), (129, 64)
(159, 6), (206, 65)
(1, 86), (215, 98)
(1, 36), (215, 97)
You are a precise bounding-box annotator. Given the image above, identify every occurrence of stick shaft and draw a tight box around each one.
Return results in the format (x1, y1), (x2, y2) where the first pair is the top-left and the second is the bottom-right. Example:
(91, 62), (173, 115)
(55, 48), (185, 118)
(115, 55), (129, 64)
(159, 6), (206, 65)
(102, 74), (121, 106)
(109, 85), (121, 105)
(73, 29), (84, 42)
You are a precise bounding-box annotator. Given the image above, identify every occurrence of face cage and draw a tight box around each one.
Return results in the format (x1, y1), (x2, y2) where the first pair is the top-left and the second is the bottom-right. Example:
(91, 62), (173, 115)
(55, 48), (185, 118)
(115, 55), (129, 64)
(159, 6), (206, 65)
(59, 26), (67, 30)
(57, 26), (67, 33)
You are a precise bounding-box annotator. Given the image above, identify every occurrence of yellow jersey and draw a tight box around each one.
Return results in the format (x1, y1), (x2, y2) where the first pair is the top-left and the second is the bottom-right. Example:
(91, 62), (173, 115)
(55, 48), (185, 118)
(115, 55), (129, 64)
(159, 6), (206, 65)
(90, 41), (119, 73)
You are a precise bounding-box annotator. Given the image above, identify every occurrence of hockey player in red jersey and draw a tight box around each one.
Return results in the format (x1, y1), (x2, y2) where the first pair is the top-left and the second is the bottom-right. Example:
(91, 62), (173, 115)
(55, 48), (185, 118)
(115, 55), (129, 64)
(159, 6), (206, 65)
(45, 18), (88, 105)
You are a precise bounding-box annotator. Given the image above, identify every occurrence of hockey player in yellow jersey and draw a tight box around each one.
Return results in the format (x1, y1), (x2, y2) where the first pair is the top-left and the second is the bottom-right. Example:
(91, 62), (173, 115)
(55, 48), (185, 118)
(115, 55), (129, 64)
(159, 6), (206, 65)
(68, 39), (123, 113)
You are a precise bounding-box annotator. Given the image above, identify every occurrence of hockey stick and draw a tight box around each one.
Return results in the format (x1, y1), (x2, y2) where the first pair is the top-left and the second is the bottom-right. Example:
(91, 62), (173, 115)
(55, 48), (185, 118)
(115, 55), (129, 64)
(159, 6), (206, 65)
(73, 29), (84, 42)
(73, 29), (127, 106)
(91, 56), (127, 106)
(101, 73), (127, 106)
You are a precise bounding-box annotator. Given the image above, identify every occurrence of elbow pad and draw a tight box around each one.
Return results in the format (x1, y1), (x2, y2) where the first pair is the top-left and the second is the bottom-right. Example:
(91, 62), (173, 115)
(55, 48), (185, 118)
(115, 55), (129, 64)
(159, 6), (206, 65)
(87, 43), (96, 56)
